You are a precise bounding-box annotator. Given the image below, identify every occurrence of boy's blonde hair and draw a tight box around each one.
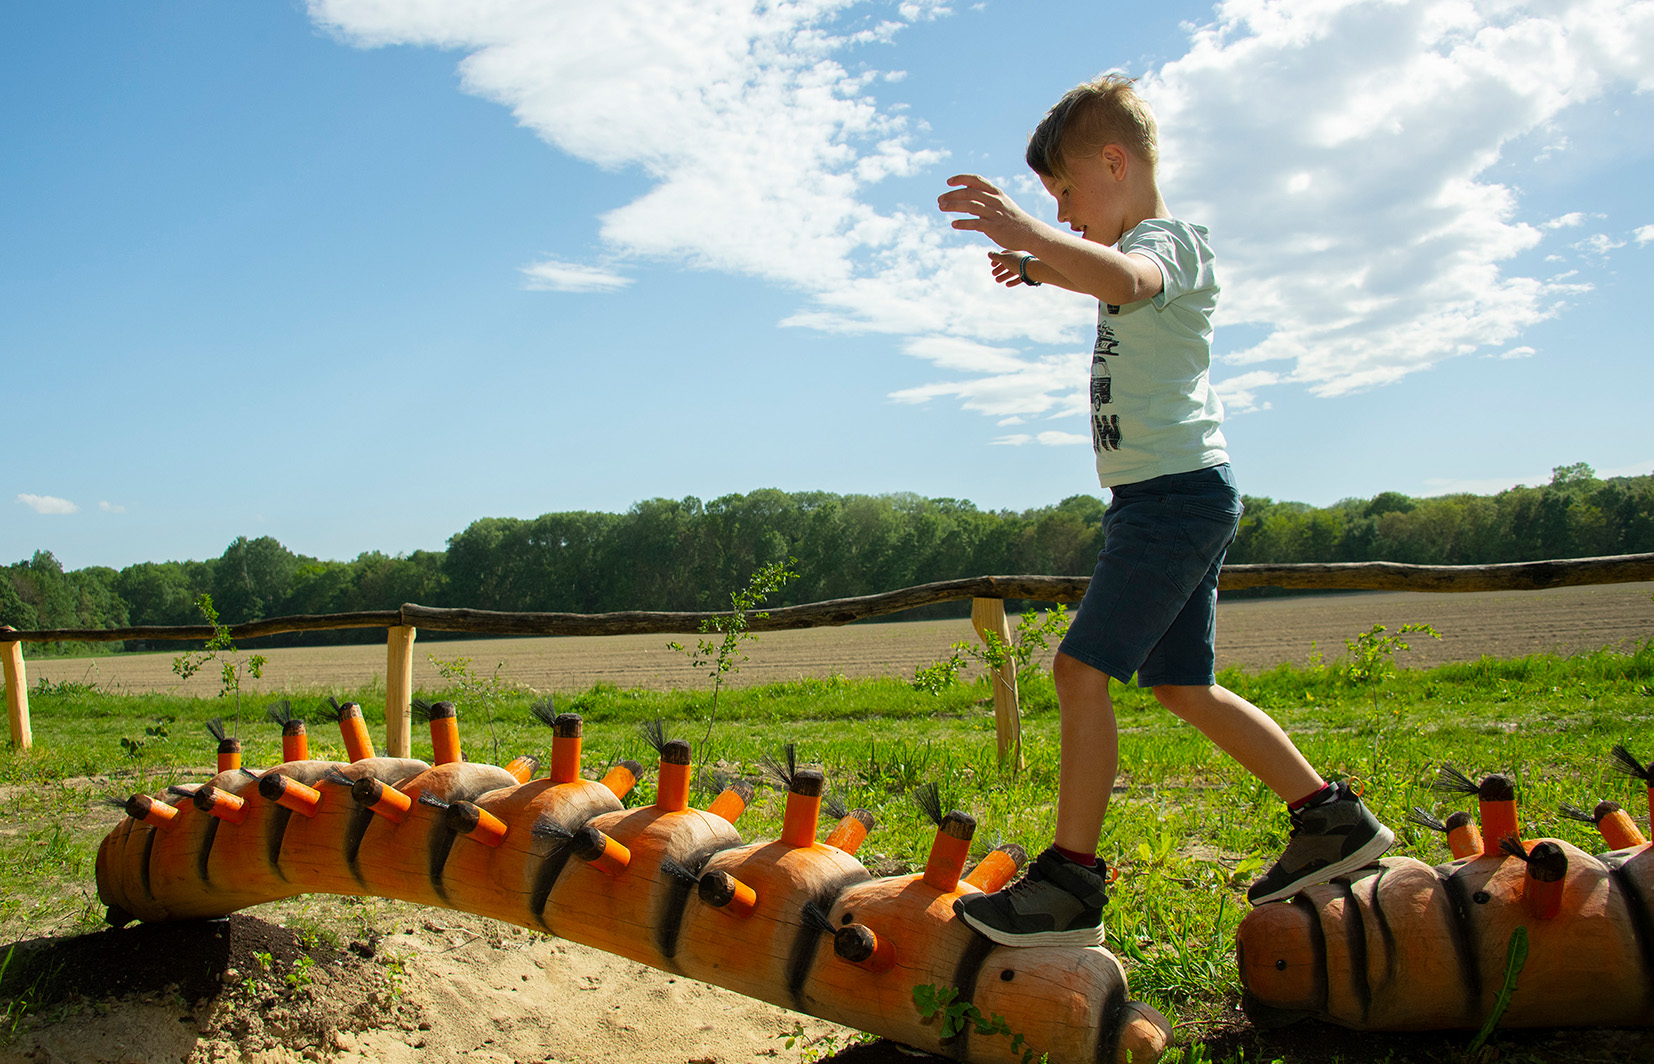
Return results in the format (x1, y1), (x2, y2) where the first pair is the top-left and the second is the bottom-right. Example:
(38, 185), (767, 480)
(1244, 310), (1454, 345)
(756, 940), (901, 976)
(1026, 74), (1158, 185)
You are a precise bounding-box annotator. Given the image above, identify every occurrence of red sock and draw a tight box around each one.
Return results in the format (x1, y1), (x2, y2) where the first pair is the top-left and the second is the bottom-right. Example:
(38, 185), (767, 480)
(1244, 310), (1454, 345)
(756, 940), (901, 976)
(1288, 781), (1334, 810)
(1053, 844), (1097, 867)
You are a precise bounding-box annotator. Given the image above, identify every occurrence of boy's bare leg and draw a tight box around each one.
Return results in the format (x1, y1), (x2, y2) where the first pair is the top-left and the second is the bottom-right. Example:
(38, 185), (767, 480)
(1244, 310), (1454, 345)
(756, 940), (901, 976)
(1151, 684), (1322, 802)
(1052, 651), (1118, 855)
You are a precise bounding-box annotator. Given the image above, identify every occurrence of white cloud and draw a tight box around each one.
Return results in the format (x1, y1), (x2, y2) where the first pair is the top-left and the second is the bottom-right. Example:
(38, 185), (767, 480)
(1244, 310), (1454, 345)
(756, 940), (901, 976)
(309, 0), (1654, 434)
(98, 501), (126, 514)
(1488, 345), (1536, 360)
(1573, 233), (1628, 255)
(1633, 224), (1654, 246)
(520, 258), (631, 293)
(17, 494), (78, 515)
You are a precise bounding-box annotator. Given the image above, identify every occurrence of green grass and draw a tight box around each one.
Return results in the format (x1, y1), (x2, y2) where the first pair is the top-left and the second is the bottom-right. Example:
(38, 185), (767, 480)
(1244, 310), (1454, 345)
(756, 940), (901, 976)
(2, 638), (1653, 1062)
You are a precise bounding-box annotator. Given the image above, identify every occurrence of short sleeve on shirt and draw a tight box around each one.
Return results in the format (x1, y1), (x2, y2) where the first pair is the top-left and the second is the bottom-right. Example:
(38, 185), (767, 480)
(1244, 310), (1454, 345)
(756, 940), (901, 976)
(1120, 221), (1215, 309)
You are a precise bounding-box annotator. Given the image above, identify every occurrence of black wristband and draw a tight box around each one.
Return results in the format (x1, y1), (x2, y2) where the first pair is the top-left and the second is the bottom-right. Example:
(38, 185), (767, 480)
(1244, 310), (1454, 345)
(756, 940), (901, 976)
(1017, 254), (1041, 286)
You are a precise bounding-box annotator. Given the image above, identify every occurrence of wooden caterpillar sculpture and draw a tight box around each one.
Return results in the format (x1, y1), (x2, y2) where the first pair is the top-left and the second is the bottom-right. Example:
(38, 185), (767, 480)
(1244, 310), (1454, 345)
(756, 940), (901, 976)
(1237, 757), (1654, 1031)
(96, 705), (1171, 1064)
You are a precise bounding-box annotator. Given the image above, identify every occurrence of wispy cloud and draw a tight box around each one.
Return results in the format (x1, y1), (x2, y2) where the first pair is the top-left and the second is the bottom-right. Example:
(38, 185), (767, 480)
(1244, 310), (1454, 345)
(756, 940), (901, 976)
(520, 258), (631, 294)
(17, 494), (78, 515)
(310, 0), (1654, 435)
(98, 501), (126, 514)
(1632, 224), (1654, 246)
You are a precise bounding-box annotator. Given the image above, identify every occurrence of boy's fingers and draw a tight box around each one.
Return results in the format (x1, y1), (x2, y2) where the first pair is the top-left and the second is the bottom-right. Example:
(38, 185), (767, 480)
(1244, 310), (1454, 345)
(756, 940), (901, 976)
(945, 173), (1000, 194)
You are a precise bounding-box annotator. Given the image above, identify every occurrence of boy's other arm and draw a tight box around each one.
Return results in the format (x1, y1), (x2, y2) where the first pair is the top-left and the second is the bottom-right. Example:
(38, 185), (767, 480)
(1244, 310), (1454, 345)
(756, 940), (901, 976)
(938, 174), (1163, 305)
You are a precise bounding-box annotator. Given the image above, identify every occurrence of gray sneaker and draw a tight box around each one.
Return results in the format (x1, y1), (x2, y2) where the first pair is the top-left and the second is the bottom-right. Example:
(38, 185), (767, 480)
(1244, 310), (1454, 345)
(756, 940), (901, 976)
(1248, 781), (1395, 904)
(952, 847), (1108, 947)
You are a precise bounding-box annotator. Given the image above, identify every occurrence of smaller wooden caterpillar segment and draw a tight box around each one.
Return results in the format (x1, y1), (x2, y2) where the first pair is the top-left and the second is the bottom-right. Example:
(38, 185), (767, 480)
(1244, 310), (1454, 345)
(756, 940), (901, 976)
(96, 714), (1170, 1064)
(1239, 761), (1654, 1031)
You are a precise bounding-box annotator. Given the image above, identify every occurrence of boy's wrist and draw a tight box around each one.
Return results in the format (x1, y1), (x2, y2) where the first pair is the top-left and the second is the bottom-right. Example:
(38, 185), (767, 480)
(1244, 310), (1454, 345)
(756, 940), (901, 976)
(1017, 254), (1042, 286)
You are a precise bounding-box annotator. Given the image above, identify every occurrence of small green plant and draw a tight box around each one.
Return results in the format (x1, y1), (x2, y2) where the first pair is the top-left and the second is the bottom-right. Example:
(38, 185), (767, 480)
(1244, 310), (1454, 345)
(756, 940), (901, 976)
(668, 559), (797, 762)
(911, 606), (1070, 694)
(778, 1021), (876, 1063)
(913, 984), (1046, 1064)
(171, 594), (266, 727)
(1342, 622), (1440, 685)
(118, 714), (175, 759)
(1466, 925), (1528, 1060)
(285, 953), (315, 990)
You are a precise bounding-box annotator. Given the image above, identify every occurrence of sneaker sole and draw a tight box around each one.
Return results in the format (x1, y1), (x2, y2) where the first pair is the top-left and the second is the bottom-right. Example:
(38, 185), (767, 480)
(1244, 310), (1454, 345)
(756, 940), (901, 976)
(955, 909), (1106, 949)
(1248, 825), (1397, 906)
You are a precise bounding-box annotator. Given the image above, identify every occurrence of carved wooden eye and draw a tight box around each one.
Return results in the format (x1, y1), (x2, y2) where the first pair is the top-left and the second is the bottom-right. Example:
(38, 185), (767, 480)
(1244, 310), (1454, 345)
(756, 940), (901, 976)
(1275, 959), (1288, 971)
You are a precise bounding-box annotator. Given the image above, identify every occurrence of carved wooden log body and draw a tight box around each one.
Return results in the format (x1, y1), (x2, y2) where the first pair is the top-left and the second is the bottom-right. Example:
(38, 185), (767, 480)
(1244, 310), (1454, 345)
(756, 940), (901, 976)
(1237, 844), (1654, 1030)
(97, 758), (1170, 1064)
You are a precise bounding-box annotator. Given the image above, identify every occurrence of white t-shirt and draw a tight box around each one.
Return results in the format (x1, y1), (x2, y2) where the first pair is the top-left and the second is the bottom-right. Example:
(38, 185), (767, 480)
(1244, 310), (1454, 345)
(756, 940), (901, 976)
(1088, 218), (1229, 488)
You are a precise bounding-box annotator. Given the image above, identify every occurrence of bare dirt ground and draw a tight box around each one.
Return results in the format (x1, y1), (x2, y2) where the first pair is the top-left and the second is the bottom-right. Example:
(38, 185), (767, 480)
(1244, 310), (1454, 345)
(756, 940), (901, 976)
(5, 582), (1651, 1064)
(27, 581), (1654, 697)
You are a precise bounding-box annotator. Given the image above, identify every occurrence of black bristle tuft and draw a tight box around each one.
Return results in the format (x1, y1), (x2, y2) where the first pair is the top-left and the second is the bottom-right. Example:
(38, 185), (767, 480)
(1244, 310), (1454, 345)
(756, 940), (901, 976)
(1557, 802), (1597, 825)
(760, 744), (799, 790)
(824, 791), (848, 820)
(1499, 836), (1530, 862)
(265, 700), (297, 727)
(322, 769), (356, 788)
(319, 696), (344, 723)
(640, 718), (669, 755)
(531, 818), (573, 844)
(1406, 807), (1447, 833)
(1432, 763), (1479, 796)
(913, 782), (945, 827)
(166, 785), (196, 798)
(660, 858), (701, 886)
(205, 718), (227, 743)
(411, 698), (435, 723)
(800, 901), (837, 936)
(416, 792), (449, 811)
(1610, 744), (1653, 782)
(531, 699), (559, 728)
(103, 796), (129, 811)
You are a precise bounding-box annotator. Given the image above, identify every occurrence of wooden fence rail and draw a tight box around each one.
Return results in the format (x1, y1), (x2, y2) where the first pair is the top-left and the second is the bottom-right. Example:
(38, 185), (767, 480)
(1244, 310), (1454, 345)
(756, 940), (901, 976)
(3, 552), (1651, 760)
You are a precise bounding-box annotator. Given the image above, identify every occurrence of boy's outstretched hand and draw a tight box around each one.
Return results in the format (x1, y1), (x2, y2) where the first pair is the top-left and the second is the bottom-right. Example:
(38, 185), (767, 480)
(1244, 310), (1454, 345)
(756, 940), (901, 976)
(937, 174), (1043, 251)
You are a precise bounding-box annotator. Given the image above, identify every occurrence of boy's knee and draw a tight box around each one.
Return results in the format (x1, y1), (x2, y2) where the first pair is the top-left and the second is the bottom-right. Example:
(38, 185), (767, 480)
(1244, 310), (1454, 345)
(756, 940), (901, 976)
(1054, 651), (1105, 691)
(1152, 684), (1213, 717)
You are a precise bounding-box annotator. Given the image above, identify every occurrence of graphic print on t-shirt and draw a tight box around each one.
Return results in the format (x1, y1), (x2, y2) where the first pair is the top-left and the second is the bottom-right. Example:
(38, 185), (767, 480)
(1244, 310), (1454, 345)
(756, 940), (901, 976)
(1091, 315), (1121, 452)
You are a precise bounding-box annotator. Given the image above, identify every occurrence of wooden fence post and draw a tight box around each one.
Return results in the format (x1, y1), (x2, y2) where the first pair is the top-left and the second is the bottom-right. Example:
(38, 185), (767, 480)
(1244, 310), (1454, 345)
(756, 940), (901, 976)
(385, 625), (416, 758)
(970, 599), (1023, 771)
(2, 630), (31, 752)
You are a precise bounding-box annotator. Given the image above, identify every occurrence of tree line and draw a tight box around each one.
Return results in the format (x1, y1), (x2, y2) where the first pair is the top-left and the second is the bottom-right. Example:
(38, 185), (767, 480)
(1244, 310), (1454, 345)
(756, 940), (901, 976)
(5, 465), (1649, 653)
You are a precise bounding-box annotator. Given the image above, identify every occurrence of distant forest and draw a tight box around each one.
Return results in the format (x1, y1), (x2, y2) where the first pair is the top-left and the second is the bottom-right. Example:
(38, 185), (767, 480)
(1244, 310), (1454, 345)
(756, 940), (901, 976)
(6, 464), (1651, 652)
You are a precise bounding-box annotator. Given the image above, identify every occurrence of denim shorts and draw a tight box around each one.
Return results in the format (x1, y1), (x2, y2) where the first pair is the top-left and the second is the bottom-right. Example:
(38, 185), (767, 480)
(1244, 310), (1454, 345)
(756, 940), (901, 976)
(1058, 463), (1243, 688)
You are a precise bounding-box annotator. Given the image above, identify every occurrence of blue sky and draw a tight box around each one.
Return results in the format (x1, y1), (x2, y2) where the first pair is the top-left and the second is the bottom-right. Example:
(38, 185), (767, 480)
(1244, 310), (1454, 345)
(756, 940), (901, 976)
(7, 0), (1652, 571)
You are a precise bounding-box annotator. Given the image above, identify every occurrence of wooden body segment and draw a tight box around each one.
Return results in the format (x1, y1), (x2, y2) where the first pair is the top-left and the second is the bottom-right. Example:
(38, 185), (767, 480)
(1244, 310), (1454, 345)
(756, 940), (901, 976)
(1239, 846), (1654, 1031)
(97, 755), (1173, 1064)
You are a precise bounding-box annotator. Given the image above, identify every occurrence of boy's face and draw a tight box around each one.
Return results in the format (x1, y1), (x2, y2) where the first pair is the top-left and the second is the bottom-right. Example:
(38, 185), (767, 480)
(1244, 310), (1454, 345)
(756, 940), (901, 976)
(1038, 147), (1127, 246)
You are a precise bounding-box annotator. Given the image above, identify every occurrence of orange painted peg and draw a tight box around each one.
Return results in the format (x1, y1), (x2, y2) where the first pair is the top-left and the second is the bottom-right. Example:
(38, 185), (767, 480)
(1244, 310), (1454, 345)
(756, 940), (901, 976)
(193, 785), (248, 825)
(699, 868), (759, 918)
(350, 776), (412, 823)
(656, 739), (693, 813)
(550, 713), (583, 784)
(257, 773), (322, 818)
(922, 811), (976, 893)
(333, 701), (375, 762)
(781, 770), (826, 849)
(447, 800), (509, 847)
(600, 760), (644, 800)
(707, 780), (756, 825)
(963, 843), (1027, 894)
(425, 701), (462, 765)
(823, 809), (875, 855)
(503, 755), (541, 784)
(123, 793), (178, 829)
(572, 825), (630, 876)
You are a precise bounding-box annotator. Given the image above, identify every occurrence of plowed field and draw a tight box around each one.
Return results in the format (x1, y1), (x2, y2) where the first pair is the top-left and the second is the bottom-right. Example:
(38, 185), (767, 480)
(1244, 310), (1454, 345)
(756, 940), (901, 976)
(27, 581), (1652, 696)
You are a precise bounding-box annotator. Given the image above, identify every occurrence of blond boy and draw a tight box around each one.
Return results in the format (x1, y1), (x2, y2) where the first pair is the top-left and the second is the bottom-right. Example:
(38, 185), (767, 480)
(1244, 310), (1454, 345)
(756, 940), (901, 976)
(937, 75), (1393, 946)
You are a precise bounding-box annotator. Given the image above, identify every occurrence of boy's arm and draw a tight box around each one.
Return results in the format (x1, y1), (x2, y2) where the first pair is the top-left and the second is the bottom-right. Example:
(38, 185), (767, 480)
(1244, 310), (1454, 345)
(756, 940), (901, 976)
(986, 250), (1087, 292)
(939, 174), (1163, 304)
